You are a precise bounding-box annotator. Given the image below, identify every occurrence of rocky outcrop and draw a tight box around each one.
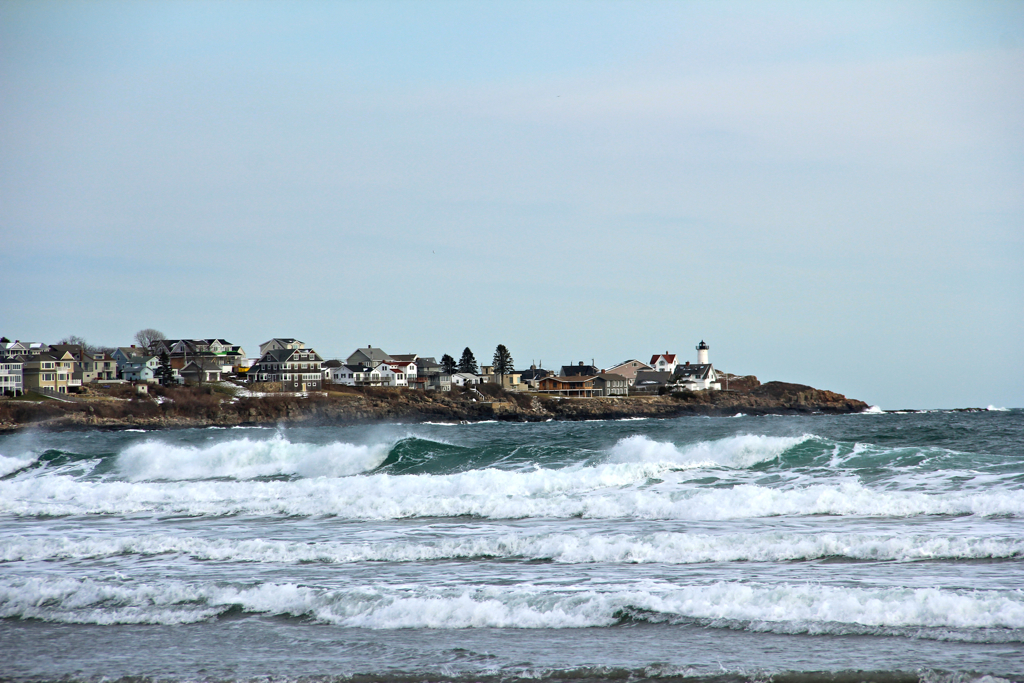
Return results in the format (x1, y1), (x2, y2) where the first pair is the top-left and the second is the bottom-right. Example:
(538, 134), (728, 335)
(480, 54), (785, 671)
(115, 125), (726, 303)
(0, 380), (869, 433)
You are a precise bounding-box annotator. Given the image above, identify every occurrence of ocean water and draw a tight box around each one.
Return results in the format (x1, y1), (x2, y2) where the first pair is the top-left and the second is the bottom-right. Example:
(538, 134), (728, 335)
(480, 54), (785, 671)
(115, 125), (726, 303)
(1, 409), (1022, 683)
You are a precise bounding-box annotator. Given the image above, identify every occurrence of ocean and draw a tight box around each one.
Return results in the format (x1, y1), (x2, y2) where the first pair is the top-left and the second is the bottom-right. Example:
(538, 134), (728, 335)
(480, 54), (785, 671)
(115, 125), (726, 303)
(1, 409), (1022, 683)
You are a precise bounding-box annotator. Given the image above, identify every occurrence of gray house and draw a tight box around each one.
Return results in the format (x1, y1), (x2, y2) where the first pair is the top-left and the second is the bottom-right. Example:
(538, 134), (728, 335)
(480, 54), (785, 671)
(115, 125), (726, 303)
(346, 346), (393, 366)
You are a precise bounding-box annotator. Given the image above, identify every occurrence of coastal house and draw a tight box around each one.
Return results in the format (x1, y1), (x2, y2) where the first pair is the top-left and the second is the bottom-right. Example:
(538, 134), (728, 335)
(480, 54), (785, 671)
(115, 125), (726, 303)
(632, 370), (671, 393)
(593, 373), (629, 397)
(329, 363), (387, 387)
(259, 338), (305, 356)
(670, 342), (720, 391)
(519, 366), (551, 390)
(0, 358), (24, 395)
(156, 339), (247, 374)
(561, 362), (601, 377)
(538, 375), (599, 398)
(19, 351), (79, 394)
(480, 365), (525, 391)
(247, 347), (324, 391)
(451, 372), (484, 387)
(382, 359), (417, 385)
(649, 353), (679, 375)
(122, 356), (160, 383)
(48, 345), (118, 383)
(0, 341), (47, 359)
(346, 346), (393, 367)
(604, 360), (653, 387)
(179, 360), (223, 384)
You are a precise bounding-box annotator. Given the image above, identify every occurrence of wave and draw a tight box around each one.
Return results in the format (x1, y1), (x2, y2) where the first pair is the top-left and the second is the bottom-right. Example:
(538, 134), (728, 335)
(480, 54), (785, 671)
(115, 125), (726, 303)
(607, 434), (812, 469)
(3, 468), (1023, 518)
(987, 405), (1009, 412)
(0, 453), (36, 478)
(862, 406), (884, 414)
(114, 433), (393, 480)
(4, 531), (1022, 565)
(3, 576), (1022, 639)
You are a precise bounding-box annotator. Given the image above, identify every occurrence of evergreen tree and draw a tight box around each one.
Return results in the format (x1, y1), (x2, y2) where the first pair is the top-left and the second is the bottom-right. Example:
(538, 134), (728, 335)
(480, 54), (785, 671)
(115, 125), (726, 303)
(157, 351), (173, 386)
(458, 347), (478, 374)
(492, 344), (514, 385)
(440, 354), (457, 374)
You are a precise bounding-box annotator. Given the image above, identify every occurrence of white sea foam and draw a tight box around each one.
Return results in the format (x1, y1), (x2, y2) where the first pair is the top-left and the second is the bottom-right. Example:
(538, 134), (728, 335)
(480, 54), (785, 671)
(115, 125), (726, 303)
(3, 467), (1023, 519)
(2, 576), (1022, 638)
(3, 531), (1021, 565)
(114, 434), (391, 480)
(607, 434), (811, 469)
(862, 405), (884, 414)
(0, 453), (36, 478)
(987, 405), (1009, 412)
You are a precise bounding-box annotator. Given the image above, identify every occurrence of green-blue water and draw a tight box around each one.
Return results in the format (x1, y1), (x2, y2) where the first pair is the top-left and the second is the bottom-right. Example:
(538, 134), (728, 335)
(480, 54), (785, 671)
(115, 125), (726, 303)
(1, 409), (1022, 682)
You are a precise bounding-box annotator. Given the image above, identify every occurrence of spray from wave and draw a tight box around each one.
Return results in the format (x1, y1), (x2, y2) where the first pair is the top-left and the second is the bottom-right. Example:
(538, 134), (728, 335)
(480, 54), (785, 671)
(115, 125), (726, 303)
(114, 433), (392, 480)
(606, 434), (812, 469)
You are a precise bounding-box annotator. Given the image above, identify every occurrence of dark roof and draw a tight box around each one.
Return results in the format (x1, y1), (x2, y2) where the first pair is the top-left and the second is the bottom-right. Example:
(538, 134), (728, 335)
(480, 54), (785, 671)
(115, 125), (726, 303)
(634, 370), (671, 386)
(561, 364), (600, 377)
(673, 363), (714, 380)
(520, 368), (550, 380)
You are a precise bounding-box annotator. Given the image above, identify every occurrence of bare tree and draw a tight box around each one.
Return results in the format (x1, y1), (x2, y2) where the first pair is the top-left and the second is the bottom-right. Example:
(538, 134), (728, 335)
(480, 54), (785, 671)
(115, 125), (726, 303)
(134, 328), (166, 353)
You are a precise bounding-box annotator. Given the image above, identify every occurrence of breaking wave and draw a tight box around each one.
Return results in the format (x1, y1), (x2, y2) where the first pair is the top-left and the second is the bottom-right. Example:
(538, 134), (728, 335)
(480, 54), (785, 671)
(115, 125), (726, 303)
(114, 434), (392, 480)
(606, 434), (812, 469)
(3, 576), (1022, 640)
(4, 531), (1022, 565)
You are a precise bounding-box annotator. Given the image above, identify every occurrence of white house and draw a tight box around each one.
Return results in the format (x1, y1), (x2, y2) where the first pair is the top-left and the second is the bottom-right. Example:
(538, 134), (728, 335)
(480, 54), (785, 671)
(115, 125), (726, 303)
(330, 364), (381, 387)
(670, 342), (720, 391)
(649, 353), (680, 375)
(0, 358), (24, 395)
(451, 372), (484, 387)
(381, 360), (416, 384)
(122, 356), (160, 382)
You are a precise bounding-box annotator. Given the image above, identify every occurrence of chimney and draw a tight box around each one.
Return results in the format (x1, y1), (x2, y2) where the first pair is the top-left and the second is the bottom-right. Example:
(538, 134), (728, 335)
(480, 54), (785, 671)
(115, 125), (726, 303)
(579, 361), (584, 366)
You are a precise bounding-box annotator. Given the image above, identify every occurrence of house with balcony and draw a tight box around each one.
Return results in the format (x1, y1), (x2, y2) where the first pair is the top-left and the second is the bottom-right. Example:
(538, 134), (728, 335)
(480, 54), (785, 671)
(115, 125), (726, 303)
(538, 375), (599, 397)
(0, 358), (24, 395)
(247, 347), (324, 391)
(19, 351), (79, 394)
(122, 356), (160, 382)
(329, 363), (381, 387)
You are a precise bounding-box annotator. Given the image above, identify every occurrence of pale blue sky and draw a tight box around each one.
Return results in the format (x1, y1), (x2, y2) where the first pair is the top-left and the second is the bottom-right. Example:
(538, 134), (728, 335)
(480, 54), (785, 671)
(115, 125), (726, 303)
(2, 0), (1021, 409)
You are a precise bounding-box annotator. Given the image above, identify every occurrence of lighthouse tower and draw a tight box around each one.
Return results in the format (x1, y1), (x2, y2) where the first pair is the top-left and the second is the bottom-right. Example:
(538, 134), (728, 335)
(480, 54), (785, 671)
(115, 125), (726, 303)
(696, 340), (710, 365)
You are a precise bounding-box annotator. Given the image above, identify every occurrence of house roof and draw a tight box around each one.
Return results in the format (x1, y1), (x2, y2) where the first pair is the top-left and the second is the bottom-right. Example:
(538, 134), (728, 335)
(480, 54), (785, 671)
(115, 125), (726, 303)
(390, 354), (418, 362)
(673, 363), (714, 380)
(634, 370), (671, 386)
(650, 354), (677, 365)
(347, 347), (392, 363)
(561, 364), (600, 377)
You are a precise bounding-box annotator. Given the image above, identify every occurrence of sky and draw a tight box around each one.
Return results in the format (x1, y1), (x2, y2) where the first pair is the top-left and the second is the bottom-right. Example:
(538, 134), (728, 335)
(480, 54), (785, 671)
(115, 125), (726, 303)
(1, 0), (1021, 409)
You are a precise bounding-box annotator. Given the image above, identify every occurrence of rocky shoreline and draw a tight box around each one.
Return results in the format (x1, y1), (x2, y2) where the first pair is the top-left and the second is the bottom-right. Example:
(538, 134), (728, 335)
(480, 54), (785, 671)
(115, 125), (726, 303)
(0, 378), (870, 433)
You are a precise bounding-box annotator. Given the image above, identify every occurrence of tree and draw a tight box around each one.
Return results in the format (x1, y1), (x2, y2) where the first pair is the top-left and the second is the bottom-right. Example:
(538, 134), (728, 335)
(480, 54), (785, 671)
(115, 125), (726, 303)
(492, 344), (514, 386)
(440, 354), (457, 374)
(134, 328), (166, 354)
(58, 335), (97, 355)
(157, 351), (173, 386)
(458, 347), (478, 374)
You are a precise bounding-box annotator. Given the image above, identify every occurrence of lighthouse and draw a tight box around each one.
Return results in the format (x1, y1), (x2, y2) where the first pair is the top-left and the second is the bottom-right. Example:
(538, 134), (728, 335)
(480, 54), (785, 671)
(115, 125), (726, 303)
(696, 340), (709, 365)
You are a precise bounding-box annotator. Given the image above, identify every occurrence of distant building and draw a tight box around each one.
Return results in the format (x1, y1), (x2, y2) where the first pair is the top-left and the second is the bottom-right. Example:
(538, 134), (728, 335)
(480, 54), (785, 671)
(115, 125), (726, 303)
(259, 338), (305, 356)
(632, 370), (671, 393)
(604, 360), (653, 387)
(0, 358), (24, 395)
(561, 361), (601, 377)
(346, 346), (393, 367)
(538, 375), (599, 397)
(671, 341), (720, 391)
(247, 347), (324, 391)
(593, 373), (629, 397)
(649, 353), (679, 375)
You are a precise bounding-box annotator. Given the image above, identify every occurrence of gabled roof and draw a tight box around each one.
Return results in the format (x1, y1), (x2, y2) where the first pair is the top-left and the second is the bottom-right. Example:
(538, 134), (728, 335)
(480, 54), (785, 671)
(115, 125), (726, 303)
(673, 363), (715, 380)
(347, 347), (392, 364)
(561, 364), (600, 377)
(390, 354), (418, 362)
(634, 370), (671, 386)
(650, 354), (677, 365)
